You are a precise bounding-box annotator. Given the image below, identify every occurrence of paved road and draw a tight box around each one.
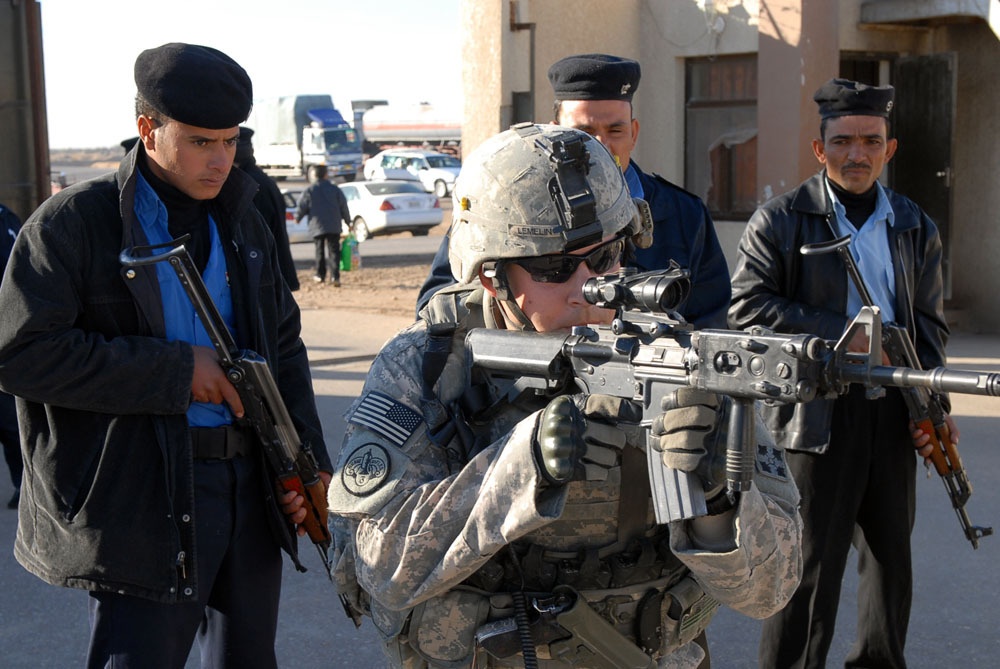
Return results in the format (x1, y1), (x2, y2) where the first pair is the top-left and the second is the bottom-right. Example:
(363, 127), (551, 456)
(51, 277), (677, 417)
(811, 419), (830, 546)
(289, 231), (445, 263)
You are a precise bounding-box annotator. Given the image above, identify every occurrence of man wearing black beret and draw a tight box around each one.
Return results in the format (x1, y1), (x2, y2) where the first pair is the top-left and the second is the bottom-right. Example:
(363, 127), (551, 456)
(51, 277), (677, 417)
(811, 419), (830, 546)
(729, 78), (952, 668)
(415, 53), (731, 331)
(0, 42), (329, 667)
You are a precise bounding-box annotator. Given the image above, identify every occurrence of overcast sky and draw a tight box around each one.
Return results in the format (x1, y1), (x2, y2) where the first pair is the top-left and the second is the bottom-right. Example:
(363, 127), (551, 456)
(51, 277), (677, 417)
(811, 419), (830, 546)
(39, 0), (462, 148)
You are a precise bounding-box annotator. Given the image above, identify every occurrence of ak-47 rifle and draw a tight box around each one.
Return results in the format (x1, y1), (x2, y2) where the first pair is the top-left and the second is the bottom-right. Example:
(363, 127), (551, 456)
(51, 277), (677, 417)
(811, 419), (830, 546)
(120, 237), (332, 571)
(467, 267), (1000, 530)
(801, 235), (993, 548)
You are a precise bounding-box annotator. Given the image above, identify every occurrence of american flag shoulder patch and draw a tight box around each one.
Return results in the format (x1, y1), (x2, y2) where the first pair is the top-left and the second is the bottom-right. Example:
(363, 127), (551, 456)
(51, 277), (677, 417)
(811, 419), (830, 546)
(350, 391), (423, 447)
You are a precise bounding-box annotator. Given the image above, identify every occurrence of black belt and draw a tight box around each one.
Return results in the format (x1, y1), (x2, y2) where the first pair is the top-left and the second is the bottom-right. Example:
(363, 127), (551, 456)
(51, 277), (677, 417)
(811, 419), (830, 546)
(190, 426), (252, 460)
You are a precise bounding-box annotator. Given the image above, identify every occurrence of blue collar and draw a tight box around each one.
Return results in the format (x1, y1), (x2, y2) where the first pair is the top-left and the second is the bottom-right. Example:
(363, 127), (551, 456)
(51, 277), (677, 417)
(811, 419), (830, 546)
(624, 163), (644, 200)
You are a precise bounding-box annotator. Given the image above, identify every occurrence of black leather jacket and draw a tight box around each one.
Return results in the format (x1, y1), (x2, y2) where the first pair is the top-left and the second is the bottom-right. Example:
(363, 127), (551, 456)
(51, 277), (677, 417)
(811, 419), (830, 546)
(0, 146), (328, 601)
(728, 172), (949, 453)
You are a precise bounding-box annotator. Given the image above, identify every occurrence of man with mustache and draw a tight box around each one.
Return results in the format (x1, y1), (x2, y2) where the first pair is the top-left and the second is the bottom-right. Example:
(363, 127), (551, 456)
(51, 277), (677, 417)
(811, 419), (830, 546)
(729, 79), (953, 668)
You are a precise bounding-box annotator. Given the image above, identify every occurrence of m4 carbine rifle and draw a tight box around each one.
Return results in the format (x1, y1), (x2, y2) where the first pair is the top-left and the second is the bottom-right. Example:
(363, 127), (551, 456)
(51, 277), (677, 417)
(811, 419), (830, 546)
(467, 267), (998, 542)
(801, 235), (993, 548)
(120, 238), (332, 571)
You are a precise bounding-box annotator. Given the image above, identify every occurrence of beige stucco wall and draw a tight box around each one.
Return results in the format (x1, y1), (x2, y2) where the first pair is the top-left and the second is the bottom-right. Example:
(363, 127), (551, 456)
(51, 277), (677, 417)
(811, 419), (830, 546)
(462, 0), (642, 155)
(461, 0), (1000, 332)
(944, 22), (1000, 333)
(460, 0), (504, 157)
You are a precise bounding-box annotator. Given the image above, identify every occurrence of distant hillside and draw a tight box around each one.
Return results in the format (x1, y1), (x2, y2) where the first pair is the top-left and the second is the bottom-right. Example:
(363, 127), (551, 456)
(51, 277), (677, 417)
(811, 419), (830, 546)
(50, 146), (122, 167)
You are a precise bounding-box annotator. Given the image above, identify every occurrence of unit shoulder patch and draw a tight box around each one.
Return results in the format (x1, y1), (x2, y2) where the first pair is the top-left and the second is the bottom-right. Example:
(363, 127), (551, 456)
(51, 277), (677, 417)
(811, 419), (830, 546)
(755, 443), (790, 481)
(342, 443), (392, 496)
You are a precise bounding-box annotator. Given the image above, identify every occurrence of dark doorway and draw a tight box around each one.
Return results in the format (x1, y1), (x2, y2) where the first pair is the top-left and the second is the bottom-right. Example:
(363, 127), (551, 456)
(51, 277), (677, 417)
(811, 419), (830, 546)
(838, 53), (956, 296)
(892, 53), (957, 296)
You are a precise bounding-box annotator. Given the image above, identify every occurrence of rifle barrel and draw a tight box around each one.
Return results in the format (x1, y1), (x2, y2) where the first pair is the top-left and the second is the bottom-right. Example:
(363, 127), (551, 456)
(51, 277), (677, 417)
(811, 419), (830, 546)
(841, 365), (1000, 397)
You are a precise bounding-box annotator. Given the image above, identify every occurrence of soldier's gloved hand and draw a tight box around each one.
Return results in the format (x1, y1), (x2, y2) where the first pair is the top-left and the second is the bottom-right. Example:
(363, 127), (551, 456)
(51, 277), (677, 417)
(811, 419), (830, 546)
(650, 388), (727, 496)
(532, 394), (642, 486)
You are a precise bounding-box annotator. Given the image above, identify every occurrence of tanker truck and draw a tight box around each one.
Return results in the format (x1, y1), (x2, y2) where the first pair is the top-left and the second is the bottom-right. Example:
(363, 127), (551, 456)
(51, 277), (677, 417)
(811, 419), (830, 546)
(247, 95), (362, 181)
(358, 103), (461, 152)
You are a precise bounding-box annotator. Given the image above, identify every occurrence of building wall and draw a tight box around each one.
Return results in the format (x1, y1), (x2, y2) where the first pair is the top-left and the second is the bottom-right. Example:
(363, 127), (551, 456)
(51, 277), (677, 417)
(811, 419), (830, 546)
(460, 0), (505, 157)
(461, 0), (1000, 332)
(0, 2), (47, 223)
(945, 22), (1000, 333)
(462, 0), (642, 156)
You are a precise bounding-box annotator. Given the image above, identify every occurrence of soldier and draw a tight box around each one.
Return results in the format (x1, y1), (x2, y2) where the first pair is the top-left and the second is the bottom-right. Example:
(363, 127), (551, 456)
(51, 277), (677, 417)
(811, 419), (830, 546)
(329, 124), (802, 668)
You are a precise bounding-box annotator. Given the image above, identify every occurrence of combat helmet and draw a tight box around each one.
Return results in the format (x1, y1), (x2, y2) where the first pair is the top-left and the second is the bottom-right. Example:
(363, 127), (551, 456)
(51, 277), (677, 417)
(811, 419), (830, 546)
(448, 122), (652, 287)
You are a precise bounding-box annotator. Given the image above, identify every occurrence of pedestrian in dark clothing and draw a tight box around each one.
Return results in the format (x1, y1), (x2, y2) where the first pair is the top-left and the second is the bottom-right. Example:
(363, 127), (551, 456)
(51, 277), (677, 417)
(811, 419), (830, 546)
(235, 126), (300, 290)
(296, 164), (351, 286)
(0, 43), (330, 668)
(0, 202), (22, 509)
(729, 78), (953, 669)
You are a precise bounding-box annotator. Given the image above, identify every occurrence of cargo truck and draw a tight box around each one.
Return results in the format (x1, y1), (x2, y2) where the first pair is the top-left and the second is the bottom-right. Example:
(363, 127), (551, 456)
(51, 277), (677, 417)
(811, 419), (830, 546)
(248, 95), (362, 181)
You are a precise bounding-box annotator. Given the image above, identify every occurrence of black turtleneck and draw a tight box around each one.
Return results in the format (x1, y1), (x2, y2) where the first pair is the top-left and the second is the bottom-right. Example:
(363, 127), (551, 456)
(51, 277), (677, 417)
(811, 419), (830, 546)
(827, 177), (878, 230)
(138, 156), (212, 271)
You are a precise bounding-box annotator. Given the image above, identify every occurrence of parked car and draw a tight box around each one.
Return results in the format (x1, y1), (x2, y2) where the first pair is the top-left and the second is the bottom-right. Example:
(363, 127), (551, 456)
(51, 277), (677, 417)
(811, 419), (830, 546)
(281, 189), (311, 243)
(339, 180), (442, 241)
(362, 149), (461, 198)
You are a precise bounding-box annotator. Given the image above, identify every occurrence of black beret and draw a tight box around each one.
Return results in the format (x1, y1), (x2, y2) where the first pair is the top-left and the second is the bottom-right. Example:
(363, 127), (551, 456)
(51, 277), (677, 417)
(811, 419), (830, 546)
(813, 78), (894, 120)
(238, 126), (255, 150)
(134, 43), (252, 129)
(548, 54), (641, 103)
(235, 127), (255, 164)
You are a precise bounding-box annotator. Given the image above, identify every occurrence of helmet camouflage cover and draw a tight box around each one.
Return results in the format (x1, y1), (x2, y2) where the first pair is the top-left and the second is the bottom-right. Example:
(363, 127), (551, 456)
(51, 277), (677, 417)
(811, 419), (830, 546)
(448, 122), (650, 284)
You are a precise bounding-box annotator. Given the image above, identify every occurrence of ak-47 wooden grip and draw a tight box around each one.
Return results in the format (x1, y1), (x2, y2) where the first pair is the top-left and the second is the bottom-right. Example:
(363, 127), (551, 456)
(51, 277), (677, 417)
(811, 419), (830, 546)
(916, 416), (962, 477)
(279, 473), (331, 544)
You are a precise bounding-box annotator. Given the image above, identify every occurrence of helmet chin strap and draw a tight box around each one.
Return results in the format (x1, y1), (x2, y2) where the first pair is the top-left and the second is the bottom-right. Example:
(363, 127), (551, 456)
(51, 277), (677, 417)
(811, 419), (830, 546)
(484, 266), (536, 331)
(483, 294), (535, 332)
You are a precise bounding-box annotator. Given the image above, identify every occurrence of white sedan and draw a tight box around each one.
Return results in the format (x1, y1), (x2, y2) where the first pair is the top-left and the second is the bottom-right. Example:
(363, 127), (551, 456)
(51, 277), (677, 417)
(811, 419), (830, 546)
(281, 189), (311, 243)
(339, 180), (442, 242)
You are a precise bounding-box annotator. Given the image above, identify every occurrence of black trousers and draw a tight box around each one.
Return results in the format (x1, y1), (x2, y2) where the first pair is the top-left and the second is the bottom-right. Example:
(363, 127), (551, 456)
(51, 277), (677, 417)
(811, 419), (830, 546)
(313, 233), (341, 281)
(86, 454), (282, 669)
(759, 386), (915, 669)
(0, 391), (22, 488)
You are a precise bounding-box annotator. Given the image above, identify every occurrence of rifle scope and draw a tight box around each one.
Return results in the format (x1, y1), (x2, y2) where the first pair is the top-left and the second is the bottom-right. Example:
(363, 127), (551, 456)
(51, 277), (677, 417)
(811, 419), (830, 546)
(583, 265), (691, 314)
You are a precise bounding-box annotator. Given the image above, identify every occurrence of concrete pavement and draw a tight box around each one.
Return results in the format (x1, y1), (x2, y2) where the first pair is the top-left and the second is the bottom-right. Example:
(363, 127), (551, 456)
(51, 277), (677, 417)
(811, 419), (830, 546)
(1, 307), (998, 667)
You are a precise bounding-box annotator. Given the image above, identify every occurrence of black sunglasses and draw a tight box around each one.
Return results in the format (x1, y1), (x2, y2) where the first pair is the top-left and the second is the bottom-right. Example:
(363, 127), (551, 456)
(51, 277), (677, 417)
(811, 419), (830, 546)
(506, 237), (626, 284)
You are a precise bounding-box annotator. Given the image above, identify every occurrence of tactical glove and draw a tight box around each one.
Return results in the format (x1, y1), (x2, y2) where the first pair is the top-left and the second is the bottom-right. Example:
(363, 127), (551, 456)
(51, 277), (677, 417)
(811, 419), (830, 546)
(650, 388), (727, 496)
(532, 394), (642, 486)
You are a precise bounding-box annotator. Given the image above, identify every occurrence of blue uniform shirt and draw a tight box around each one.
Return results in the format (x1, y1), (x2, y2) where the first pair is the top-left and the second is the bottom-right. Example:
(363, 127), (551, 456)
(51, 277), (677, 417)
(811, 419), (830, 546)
(134, 172), (236, 427)
(825, 179), (897, 323)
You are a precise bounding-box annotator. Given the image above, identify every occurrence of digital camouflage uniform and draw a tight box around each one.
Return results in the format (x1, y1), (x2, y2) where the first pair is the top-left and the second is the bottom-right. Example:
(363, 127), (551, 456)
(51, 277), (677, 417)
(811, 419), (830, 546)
(328, 125), (802, 668)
